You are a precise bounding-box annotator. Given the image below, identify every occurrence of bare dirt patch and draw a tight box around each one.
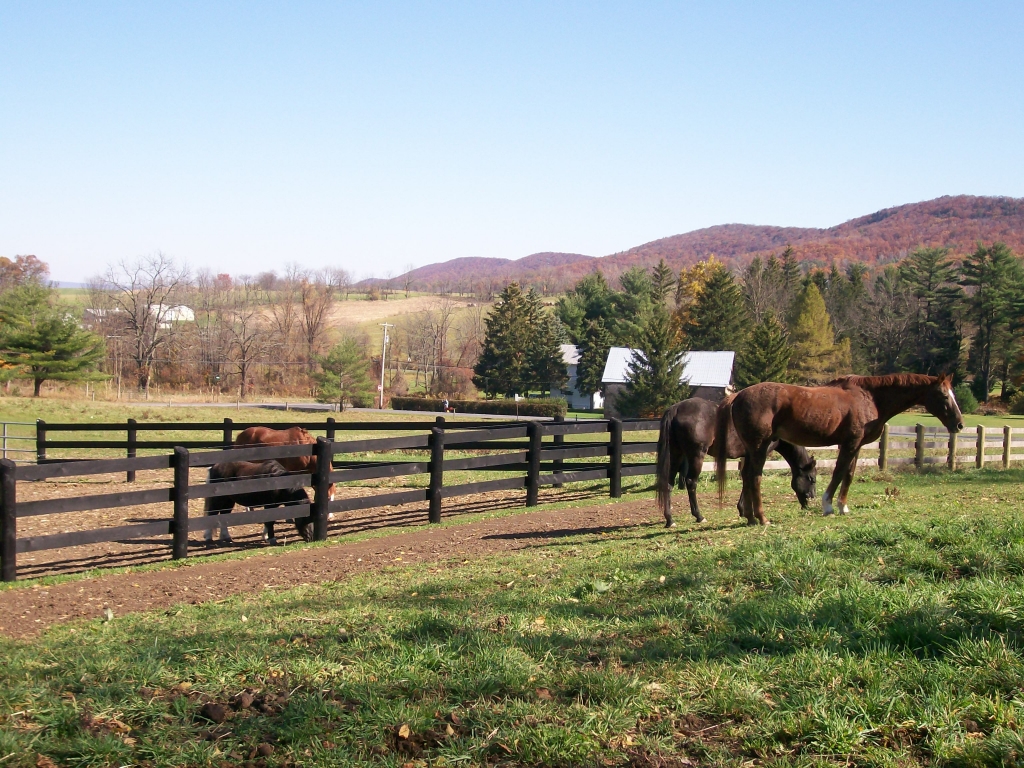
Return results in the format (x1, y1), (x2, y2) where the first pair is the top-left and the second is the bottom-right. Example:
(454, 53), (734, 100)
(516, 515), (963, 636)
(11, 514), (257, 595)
(0, 498), (662, 639)
(11, 470), (606, 578)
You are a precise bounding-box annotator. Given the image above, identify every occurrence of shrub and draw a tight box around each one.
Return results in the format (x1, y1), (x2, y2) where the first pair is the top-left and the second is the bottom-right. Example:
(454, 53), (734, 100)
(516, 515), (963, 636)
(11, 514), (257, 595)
(970, 377), (989, 404)
(1009, 391), (1024, 415)
(390, 396), (567, 418)
(954, 382), (979, 415)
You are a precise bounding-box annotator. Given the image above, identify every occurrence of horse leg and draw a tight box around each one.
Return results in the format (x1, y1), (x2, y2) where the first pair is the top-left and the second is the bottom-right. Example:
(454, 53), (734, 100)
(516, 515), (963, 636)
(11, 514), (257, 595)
(737, 454), (756, 525)
(746, 443), (772, 526)
(822, 444), (857, 516)
(665, 452), (684, 528)
(687, 450), (706, 523)
(836, 448), (862, 515)
(263, 511), (279, 545)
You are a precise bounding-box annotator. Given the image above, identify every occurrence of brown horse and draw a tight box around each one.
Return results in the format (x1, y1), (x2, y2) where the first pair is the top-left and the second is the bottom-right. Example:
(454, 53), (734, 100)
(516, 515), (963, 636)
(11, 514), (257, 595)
(716, 374), (964, 525)
(235, 426), (335, 511)
(655, 397), (817, 527)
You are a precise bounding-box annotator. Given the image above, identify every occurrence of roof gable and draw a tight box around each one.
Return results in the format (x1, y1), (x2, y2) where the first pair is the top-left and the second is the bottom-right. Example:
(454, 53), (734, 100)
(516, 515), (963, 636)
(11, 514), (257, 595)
(601, 347), (735, 387)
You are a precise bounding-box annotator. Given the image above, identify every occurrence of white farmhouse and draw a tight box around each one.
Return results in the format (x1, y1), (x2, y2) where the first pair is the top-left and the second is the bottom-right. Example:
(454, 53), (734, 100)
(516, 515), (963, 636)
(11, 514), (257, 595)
(549, 344), (604, 410)
(601, 348), (735, 417)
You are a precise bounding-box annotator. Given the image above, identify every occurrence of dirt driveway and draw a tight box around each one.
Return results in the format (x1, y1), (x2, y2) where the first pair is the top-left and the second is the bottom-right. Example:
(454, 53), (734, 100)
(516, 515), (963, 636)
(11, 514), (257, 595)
(0, 498), (665, 640)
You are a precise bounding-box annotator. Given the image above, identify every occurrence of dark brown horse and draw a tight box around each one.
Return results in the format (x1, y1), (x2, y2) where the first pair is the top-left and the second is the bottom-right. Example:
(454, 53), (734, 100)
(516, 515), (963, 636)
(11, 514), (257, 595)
(204, 460), (313, 546)
(235, 426), (335, 512)
(656, 397), (817, 527)
(716, 374), (964, 525)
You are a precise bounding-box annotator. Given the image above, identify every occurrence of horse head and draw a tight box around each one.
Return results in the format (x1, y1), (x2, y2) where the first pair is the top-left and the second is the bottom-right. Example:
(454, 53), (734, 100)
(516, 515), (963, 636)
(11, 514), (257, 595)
(923, 374), (965, 433)
(791, 456), (817, 509)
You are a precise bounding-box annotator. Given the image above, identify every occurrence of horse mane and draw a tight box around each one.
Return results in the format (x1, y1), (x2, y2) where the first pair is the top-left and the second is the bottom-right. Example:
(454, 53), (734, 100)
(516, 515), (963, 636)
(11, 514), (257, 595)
(825, 373), (938, 389)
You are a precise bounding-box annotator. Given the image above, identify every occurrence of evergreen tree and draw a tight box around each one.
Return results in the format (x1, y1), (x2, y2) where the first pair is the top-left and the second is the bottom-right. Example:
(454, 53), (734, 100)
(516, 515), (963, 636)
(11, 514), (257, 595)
(0, 285), (105, 396)
(899, 247), (963, 376)
(780, 245), (802, 320)
(313, 338), (373, 411)
(961, 242), (1024, 401)
(616, 305), (690, 418)
(575, 319), (613, 403)
(787, 283), (852, 385)
(474, 283), (566, 397)
(612, 266), (656, 345)
(735, 313), (790, 387)
(684, 262), (749, 352)
(553, 271), (613, 343)
(525, 288), (569, 392)
(861, 266), (914, 374)
(651, 259), (675, 302)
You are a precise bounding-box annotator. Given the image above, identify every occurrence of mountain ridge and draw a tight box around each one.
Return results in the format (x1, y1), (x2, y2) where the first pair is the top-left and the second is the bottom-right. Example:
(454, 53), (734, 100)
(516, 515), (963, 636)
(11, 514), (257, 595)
(367, 195), (1024, 292)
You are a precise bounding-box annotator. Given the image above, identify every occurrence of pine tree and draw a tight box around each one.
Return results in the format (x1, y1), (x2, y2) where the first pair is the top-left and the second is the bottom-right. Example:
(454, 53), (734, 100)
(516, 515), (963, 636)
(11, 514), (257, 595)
(313, 338), (373, 411)
(575, 319), (613, 402)
(651, 259), (675, 302)
(787, 283), (852, 385)
(684, 262), (749, 352)
(616, 306), (690, 418)
(525, 288), (568, 392)
(474, 283), (566, 397)
(961, 242), (1024, 401)
(672, 256), (724, 339)
(0, 285), (105, 396)
(780, 245), (802, 320)
(735, 313), (790, 387)
(553, 271), (613, 343)
(899, 247), (963, 375)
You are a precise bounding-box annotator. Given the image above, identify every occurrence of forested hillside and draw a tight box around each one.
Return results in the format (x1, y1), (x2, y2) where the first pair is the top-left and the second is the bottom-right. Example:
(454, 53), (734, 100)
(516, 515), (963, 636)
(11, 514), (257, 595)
(382, 195), (1024, 294)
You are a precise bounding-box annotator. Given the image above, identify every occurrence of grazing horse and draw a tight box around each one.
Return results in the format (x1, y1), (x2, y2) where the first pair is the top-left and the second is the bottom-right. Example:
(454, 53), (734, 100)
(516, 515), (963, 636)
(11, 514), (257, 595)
(204, 460), (313, 546)
(716, 374), (964, 525)
(234, 426), (335, 516)
(656, 397), (817, 527)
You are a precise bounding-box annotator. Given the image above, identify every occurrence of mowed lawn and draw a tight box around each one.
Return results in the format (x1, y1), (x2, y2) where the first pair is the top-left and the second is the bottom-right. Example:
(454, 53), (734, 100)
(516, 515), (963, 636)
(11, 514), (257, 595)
(3, 469), (1024, 767)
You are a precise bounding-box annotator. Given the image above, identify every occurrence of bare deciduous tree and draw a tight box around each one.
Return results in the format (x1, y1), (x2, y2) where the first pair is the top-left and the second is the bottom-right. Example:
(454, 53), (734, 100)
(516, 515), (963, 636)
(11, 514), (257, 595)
(92, 252), (190, 393)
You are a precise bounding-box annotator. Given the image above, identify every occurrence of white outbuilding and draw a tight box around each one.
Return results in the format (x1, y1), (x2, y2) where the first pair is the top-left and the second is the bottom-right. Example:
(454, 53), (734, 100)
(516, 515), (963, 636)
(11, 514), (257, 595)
(549, 344), (605, 411)
(600, 348), (735, 417)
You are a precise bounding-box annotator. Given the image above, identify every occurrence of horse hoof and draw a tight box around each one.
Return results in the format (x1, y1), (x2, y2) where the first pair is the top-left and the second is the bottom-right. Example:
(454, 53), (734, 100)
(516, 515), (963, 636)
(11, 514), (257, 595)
(664, 519), (675, 528)
(822, 509), (834, 517)
(693, 516), (705, 524)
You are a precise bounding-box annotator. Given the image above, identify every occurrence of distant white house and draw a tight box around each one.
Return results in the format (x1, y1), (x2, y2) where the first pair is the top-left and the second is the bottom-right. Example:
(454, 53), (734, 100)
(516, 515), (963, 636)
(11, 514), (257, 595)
(550, 344), (604, 410)
(601, 348), (735, 417)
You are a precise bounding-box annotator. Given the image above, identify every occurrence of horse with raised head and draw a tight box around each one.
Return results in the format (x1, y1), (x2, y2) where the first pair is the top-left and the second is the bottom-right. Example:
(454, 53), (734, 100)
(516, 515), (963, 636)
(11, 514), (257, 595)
(716, 374), (964, 525)
(656, 397), (817, 527)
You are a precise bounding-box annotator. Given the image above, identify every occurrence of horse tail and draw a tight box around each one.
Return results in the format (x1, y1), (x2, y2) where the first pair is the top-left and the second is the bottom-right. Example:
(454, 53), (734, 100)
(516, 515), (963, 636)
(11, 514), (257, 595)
(656, 407), (674, 520)
(715, 395), (735, 505)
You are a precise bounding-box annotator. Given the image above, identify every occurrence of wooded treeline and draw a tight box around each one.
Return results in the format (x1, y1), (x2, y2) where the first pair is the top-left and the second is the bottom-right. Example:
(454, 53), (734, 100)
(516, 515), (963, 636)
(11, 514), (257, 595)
(553, 242), (1024, 412)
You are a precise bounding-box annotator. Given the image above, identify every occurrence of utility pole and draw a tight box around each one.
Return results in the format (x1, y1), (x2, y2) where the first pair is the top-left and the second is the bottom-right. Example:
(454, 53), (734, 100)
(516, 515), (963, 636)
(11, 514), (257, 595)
(378, 323), (394, 409)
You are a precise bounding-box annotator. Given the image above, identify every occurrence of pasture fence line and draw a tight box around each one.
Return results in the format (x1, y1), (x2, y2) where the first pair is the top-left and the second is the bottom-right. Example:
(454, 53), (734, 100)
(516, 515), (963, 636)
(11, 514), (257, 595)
(3, 417), (1023, 582)
(0, 415), (661, 582)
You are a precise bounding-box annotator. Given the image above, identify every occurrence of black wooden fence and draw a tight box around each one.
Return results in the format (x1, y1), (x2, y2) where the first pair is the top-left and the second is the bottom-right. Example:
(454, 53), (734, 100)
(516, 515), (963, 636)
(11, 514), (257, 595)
(0, 416), (660, 582)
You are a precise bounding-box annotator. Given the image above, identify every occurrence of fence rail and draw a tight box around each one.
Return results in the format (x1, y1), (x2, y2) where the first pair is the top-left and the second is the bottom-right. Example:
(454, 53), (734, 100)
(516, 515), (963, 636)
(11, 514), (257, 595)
(0, 416), (661, 582)
(2, 418), (1022, 582)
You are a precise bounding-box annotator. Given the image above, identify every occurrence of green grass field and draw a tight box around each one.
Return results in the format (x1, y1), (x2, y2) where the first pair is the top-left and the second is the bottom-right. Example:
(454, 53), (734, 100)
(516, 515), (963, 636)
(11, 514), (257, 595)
(3, 468), (1024, 767)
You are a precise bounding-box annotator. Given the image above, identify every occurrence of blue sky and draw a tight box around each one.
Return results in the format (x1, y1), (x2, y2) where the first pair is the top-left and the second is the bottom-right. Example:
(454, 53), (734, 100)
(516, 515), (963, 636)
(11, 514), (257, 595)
(1, 2), (1021, 282)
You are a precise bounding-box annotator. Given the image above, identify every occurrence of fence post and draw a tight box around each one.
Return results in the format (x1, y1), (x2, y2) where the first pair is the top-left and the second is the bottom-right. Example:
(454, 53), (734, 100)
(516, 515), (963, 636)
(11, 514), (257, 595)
(326, 417), (336, 443)
(975, 425), (984, 468)
(126, 418), (138, 483)
(915, 424), (924, 470)
(526, 421), (541, 506)
(1004, 425), (1012, 469)
(35, 419), (46, 465)
(552, 414), (564, 489)
(1, 459), (16, 582)
(312, 437), (332, 541)
(171, 446), (190, 560)
(948, 430), (957, 470)
(428, 425), (445, 523)
(878, 424), (889, 471)
(609, 418), (622, 498)
(222, 417), (233, 448)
